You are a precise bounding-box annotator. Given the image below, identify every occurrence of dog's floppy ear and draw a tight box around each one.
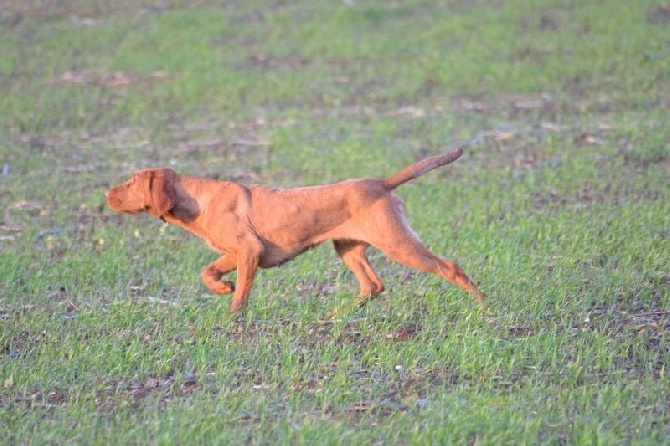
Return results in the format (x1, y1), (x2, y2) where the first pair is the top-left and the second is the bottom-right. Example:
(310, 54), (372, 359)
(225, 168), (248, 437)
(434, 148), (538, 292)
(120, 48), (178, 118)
(148, 169), (175, 219)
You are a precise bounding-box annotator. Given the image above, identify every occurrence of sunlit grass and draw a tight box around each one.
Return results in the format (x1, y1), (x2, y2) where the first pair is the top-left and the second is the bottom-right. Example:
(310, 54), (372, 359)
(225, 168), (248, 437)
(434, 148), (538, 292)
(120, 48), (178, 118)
(1, 0), (668, 443)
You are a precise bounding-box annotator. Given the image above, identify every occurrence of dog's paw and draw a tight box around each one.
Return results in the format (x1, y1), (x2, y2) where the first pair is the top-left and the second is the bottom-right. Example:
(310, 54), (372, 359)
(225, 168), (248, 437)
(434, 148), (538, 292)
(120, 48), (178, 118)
(209, 280), (235, 295)
(229, 298), (250, 313)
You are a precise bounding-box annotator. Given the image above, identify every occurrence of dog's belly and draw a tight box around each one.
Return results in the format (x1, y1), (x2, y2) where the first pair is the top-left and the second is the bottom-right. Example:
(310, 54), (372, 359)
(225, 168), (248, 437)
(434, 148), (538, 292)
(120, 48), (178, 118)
(257, 224), (365, 269)
(258, 243), (314, 268)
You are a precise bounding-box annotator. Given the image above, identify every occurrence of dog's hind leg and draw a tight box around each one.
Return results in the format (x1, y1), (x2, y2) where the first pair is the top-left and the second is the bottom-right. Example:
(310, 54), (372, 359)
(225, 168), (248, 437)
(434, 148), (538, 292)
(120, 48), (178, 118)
(369, 207), (484, 303)
(333, 240), (385, 299)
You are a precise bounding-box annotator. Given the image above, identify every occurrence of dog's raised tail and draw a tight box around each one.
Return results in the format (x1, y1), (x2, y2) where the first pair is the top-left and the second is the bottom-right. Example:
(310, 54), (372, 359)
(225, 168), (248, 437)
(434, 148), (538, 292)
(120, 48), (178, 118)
(382, 148), (464, 190)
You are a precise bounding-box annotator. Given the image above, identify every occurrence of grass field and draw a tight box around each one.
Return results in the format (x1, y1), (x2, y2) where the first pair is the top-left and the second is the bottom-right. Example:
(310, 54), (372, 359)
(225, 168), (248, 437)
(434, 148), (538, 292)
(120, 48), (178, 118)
(1, 0), (668, 443)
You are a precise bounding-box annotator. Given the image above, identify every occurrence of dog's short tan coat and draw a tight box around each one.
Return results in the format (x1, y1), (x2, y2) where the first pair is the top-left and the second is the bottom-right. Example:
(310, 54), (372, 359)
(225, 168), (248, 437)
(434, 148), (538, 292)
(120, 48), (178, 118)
(106, 148), (483, 312)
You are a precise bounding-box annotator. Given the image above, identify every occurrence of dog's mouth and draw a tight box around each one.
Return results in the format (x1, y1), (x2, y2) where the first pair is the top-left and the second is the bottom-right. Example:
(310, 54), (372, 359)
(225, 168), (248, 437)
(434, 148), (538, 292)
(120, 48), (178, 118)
(106, 195), (121, 209)
(106, 190), (144, 214)
(112, 206), (144, 215)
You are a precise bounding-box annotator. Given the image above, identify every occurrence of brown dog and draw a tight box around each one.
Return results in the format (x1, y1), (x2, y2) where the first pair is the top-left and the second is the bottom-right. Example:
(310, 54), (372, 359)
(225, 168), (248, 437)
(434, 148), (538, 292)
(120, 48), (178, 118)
(106, 148), (483, 312)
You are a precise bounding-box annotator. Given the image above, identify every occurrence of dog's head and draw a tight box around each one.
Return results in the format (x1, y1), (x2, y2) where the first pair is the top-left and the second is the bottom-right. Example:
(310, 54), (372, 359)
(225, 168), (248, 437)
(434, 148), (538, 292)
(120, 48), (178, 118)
(106, 168), (176, 219)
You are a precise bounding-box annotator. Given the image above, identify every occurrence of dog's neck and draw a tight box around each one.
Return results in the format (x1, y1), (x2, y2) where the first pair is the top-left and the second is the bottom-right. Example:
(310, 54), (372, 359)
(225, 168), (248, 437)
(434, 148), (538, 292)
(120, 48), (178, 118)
(162, 175), (230, 240)
(168, 185), (200, 222)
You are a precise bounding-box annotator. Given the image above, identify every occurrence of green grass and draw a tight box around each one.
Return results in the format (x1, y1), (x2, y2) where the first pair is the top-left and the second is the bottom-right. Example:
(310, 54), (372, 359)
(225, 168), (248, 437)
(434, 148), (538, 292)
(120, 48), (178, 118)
(1, 0), (668, 443)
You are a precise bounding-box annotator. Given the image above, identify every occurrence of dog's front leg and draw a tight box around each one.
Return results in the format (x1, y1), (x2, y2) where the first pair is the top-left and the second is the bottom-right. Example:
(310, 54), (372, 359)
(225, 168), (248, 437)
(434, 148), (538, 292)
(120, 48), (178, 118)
(229, 241), (263, 312)
(201, 254), (237, 294)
